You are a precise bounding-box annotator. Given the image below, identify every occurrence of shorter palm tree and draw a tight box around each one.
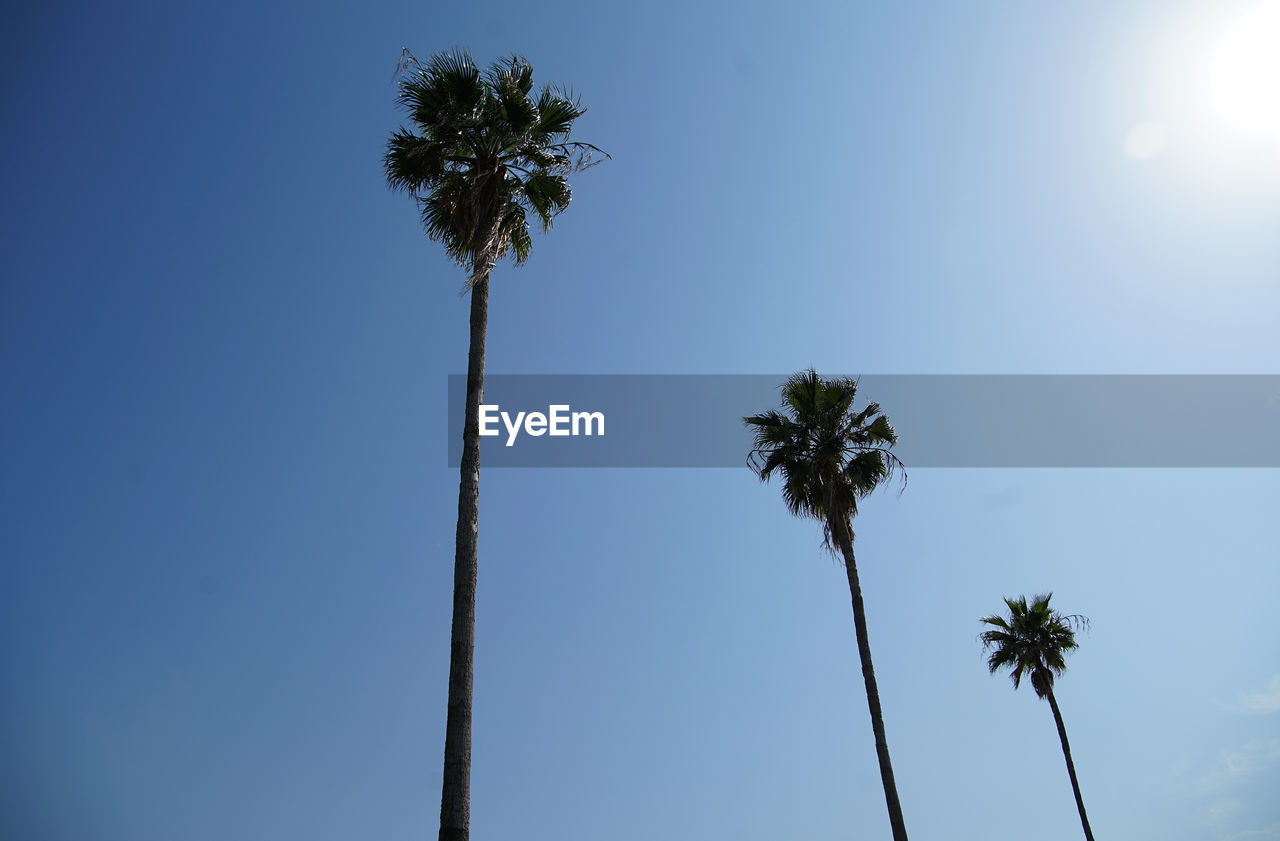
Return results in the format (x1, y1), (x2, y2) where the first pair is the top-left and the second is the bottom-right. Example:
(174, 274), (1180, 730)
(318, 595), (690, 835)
(979, 593), (1095, 841)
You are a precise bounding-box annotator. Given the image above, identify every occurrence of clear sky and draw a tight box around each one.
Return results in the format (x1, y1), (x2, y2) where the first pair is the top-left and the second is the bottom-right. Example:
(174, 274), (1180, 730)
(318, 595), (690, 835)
(2, 1), (1278, 840)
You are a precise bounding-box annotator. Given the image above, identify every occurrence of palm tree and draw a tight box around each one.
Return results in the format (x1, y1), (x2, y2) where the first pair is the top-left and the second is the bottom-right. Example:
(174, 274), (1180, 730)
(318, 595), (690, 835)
(979, 594), (1095, 841)
(744, 369), (909, 841)
(384, 49), (604, 841)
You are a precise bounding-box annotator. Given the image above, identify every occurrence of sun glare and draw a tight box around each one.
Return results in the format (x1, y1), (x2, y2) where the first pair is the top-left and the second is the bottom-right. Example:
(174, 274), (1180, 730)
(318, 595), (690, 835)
(1124, 121), (1168, 159)
(1208, 1), (1280, 136)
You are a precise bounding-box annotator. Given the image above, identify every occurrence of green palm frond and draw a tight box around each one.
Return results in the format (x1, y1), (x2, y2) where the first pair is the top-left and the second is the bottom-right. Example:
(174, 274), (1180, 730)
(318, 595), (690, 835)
(395, 48), (485, 130)
(521, 171), (572, 231)
(745, 369), (904, 550)
(535, 87), (585, 139)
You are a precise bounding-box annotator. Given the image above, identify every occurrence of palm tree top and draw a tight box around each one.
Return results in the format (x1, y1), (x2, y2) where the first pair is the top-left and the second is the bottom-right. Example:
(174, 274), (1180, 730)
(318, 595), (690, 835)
(384, 48), (607, 282)
(979, 593), (1088, 698)
(744, 369), (903, 547)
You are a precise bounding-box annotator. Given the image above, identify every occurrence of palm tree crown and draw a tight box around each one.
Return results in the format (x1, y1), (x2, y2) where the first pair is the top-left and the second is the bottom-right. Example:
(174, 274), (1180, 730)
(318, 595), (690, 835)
(384, 48), (605, 285)
(980, 593), (1087, 698)
(745, 369), (903, 546)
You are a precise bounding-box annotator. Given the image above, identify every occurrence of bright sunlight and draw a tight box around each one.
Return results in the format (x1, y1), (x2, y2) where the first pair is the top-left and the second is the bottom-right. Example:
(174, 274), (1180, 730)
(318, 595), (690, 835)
(1207, 1), (1280, 136)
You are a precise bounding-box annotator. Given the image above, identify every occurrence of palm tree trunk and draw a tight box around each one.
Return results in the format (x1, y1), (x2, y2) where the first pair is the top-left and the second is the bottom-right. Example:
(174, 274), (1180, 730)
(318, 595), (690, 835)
(831, 518), (909, 841)
(438, 271), (489, 841)
(1046, 688), (1095, 841)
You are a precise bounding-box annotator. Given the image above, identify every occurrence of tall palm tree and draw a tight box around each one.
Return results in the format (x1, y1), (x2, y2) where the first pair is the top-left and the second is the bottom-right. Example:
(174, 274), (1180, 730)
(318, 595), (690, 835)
(744, 369), (909, 841)
(979, 593), (1095, 841)
(384, 49), (603, 841)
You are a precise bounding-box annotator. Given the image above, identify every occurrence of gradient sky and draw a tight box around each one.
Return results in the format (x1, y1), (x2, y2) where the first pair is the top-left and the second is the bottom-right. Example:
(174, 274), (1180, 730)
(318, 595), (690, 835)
(3, 1), (1279, 840)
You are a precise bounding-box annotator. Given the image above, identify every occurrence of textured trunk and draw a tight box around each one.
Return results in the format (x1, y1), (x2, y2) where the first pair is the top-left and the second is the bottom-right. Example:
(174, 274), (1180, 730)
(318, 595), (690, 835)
(831, 518), (909, 841)
(1046, 688), (1095, 841)
(438, 268), (489, 841)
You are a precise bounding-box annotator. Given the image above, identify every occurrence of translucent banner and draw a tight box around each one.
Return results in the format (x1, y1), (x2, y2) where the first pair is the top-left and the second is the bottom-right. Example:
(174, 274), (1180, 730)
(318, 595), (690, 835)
(446, 375), (1280, 467)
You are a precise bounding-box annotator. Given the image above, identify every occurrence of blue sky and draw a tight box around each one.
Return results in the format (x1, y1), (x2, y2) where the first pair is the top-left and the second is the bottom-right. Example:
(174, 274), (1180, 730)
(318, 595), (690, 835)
(3, 1), (1278, 840)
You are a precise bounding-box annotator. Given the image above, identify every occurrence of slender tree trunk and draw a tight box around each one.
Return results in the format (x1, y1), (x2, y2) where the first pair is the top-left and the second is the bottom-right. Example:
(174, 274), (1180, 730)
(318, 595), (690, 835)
(831, 518), (909, 841)
(438, 271), (490, 841)
(1046, 688), (1095, 841)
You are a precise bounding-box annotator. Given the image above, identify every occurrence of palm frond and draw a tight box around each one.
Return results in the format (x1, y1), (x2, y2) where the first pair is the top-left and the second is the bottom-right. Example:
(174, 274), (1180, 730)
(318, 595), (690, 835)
(522, 171), (572, 231)
(384, 130), (452, 194)
(535, 87), (586, 139)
